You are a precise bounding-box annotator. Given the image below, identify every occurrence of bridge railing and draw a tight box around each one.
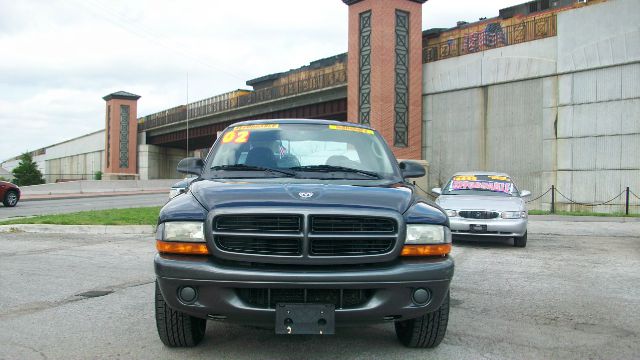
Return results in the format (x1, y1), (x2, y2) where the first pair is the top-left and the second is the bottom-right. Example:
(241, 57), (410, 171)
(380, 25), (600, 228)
(138, 68), (347, 131)
(423, 14), (557, 63)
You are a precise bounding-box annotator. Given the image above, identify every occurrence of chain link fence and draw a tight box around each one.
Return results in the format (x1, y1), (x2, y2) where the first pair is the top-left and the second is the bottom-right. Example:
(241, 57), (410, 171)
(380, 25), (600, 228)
(414, 181), (639, 216)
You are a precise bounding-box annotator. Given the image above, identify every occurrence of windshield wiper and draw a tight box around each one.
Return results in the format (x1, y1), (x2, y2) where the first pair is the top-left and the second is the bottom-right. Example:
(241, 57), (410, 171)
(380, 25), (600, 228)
(290, 165), (380, 179)
(211, 164), (296, 177)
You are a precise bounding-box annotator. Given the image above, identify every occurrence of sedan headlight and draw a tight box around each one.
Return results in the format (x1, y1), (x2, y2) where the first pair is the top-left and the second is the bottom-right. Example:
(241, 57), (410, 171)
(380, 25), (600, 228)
(444, 209), (457, 217)
(501, 211), (527, 219)
(406, 225), (451, 245)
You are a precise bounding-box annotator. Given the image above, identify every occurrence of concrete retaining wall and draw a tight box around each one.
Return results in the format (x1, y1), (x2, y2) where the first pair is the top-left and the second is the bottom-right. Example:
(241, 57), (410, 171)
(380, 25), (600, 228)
(20, 179), (180, 195)
(423, 0), (640, 213)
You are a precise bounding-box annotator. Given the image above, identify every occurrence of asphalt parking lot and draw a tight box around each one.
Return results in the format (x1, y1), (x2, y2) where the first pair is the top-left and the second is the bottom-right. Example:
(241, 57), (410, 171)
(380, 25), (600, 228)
(0, 218), (639, 359)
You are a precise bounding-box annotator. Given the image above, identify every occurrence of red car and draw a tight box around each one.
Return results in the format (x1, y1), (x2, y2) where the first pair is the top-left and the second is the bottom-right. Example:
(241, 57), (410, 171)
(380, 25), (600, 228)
(0, 181), (20, 207)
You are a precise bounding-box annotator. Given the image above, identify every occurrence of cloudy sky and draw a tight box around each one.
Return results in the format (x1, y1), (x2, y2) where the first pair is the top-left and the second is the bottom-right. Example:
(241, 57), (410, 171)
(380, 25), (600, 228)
(0, 0), (524, 163)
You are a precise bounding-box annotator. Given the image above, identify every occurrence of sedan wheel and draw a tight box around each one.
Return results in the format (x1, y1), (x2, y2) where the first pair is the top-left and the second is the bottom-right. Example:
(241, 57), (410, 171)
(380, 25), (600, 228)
(4, 191), (19, 207)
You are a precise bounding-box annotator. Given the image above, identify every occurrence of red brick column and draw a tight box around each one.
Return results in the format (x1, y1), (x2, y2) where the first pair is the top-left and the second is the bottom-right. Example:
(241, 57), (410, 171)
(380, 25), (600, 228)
(102, 91), (141, 179)
(344, 0), (425, 160)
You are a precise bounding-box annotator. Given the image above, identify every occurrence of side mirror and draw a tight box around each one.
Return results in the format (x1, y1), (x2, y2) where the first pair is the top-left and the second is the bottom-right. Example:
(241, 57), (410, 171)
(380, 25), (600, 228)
(399, 161), (425, 179)
(432, 187), (442, 195)
(177, 157), (204, 176)
(520, 190), (531, 198)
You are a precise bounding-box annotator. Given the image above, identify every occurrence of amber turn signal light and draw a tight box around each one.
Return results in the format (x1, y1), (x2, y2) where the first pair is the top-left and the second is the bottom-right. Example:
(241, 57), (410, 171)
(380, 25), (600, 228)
(156, 240), (210, 255)
(401, 244), (451, 257)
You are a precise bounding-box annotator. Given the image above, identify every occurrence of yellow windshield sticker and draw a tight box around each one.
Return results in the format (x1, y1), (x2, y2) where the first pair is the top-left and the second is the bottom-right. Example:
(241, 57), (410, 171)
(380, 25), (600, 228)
(488, 175), (510, 181)
(221, 131), (250, 144)
(328, 124), (374, 135)
(233, 124), (279, 131)
(453, 175), (477, 181)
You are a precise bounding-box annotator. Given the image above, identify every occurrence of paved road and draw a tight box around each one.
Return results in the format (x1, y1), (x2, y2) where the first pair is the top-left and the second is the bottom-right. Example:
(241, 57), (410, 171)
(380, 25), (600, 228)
(0, 220), (639, 359)
(0, 193), (169, 220)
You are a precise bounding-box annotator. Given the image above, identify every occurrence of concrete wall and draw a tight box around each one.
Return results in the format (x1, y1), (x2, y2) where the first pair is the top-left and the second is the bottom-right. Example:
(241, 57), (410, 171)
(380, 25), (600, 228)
(138, 145), (185, 180)
(423, 0), (640, 213)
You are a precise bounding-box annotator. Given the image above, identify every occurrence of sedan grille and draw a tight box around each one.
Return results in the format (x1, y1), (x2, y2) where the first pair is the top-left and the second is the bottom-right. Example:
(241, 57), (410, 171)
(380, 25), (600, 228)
(458, 211), (500, 219)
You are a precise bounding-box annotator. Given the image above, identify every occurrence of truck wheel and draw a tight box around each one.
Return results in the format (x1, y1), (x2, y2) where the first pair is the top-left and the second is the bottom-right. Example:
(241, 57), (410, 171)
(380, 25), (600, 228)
(155, 281), (206, 347)
(394, 291), (450, 348)
(514, 232), (527, 248)
(3, 190), (19, 207)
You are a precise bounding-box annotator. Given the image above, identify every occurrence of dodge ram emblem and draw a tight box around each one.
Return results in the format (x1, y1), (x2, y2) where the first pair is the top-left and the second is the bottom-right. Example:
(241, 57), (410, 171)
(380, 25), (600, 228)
(298, 192), (314, 199)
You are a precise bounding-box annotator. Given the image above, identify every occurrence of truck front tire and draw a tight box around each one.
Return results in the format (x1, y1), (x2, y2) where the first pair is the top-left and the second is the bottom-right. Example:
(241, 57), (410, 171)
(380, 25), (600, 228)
(394, 291), (450, 348)
(155, 281), (206, 347)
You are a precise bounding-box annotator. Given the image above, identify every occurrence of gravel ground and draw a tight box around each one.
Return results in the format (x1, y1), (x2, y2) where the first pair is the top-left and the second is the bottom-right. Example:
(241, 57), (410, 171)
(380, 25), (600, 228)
(0, 219), (638, 359)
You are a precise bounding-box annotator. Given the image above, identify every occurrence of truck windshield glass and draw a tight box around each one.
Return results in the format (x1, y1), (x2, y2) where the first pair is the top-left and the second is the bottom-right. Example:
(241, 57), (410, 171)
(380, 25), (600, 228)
(206, 123), (397, 179)
(442, 174), (518, 197)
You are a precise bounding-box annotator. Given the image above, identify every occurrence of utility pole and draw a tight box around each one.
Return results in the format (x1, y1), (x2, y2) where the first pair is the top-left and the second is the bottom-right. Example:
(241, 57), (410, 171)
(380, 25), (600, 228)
(186, 72), (189, 157)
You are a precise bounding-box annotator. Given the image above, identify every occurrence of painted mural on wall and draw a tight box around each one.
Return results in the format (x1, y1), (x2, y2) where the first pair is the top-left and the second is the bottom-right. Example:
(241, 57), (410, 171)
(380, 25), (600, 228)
(423, 0), (608, 62)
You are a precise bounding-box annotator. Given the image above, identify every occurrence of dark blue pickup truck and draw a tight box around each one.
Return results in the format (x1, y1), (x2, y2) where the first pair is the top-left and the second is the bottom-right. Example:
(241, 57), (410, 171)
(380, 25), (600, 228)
(154, 119), (454, 348)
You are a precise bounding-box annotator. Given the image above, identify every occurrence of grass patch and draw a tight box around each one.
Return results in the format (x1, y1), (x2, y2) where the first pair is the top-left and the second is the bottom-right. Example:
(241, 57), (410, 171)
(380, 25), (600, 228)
(0, 207), (161, 225)
(529, 209), (640, 217)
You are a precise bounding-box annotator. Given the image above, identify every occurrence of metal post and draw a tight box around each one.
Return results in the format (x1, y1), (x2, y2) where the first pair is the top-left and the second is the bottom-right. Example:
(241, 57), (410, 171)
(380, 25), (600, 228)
(186, 72), (189, 157)
(551, 185), (555, 214)
(626, 187), (630, 216)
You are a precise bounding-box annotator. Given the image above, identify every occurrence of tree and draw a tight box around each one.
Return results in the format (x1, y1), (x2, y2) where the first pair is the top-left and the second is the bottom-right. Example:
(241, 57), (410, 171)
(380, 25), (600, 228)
(12, 152), (45, 186)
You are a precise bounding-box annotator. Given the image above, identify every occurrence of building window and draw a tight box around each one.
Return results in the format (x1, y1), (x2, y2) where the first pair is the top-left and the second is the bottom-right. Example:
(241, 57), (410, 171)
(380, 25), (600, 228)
(394, 10), (409, 147)
(119, 105), (129, 168)
(106, 105), (111, 168)
(358, 10), (372, 125)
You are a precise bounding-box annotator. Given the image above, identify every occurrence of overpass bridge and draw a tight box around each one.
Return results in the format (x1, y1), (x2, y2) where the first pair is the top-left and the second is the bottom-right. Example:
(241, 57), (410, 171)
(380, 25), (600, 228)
(137, 54), (347, 152)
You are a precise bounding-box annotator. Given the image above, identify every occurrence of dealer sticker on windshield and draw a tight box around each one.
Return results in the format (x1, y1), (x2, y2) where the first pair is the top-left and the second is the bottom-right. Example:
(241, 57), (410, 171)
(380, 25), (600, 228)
(234, 124), (279, 131)
(328, 125), (374, 135)
(450, 174), (513, 194)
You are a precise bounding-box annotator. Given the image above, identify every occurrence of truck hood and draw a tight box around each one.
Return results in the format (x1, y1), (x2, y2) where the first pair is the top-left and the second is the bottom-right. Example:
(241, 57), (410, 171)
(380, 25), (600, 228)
(189, 180), (415, 214)
(436, 194), (525, 212)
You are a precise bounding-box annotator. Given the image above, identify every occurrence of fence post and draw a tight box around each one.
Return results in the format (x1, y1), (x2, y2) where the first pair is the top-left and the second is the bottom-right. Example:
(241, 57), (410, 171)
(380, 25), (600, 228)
(626, 187), (630, 216)
(551, 185), (555, 214)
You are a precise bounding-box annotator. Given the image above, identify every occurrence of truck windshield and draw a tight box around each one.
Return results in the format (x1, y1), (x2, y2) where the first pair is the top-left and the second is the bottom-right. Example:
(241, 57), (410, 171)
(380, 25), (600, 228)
(205, 123), (398, 180)
(442, 174), (518, 197)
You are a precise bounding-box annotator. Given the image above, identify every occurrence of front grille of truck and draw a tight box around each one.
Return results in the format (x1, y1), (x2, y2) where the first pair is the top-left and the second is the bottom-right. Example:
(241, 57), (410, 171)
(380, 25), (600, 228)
(458, 211), (500, 219)
(236, 288), (373, 309)
(215, 215), (302, 232)
(216, 236), (302, 255)
(310, 238), (394, 255)
(311, 216), (397, 233)
(211, 212), (400, 262)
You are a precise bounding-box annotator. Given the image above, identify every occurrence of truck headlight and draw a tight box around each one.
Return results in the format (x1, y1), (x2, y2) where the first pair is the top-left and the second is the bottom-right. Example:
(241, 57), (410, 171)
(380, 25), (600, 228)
(444, 209), (457, 217)
(156, 222), (209, 255)
(501, 211), (527, 219)
(402, 225), (452, 257)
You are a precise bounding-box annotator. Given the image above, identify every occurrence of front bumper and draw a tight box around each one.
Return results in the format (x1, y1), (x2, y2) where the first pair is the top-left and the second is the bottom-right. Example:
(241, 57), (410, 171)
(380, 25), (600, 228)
(449, 217), (527, 237)
(155, 254), (454, 326)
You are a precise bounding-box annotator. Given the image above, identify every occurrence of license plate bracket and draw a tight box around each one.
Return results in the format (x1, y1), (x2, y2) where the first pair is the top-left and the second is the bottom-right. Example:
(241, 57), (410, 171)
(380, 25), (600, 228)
(469, 224), (487, 233)
(275, 303), (335, 335)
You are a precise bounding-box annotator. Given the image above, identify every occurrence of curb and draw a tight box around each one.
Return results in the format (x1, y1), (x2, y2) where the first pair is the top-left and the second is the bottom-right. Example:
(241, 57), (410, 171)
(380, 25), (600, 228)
(0, 224), (155, 235)
(20, 190), (167, 202)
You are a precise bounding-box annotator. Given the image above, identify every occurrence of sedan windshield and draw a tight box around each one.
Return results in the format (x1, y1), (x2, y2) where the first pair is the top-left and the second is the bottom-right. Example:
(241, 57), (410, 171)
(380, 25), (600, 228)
(442, 174), (518, 197)
(205, 123), (398, 180)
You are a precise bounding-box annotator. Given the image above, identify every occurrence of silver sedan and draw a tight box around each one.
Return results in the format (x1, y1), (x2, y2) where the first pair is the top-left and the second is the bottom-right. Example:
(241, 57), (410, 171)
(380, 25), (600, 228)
(433, 172), (531, 247)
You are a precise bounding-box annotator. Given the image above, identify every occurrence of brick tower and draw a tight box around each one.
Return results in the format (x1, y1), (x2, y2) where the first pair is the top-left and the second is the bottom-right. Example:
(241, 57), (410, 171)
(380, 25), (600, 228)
(102, 91), (141, 180)
(343, 0), (425, 160)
